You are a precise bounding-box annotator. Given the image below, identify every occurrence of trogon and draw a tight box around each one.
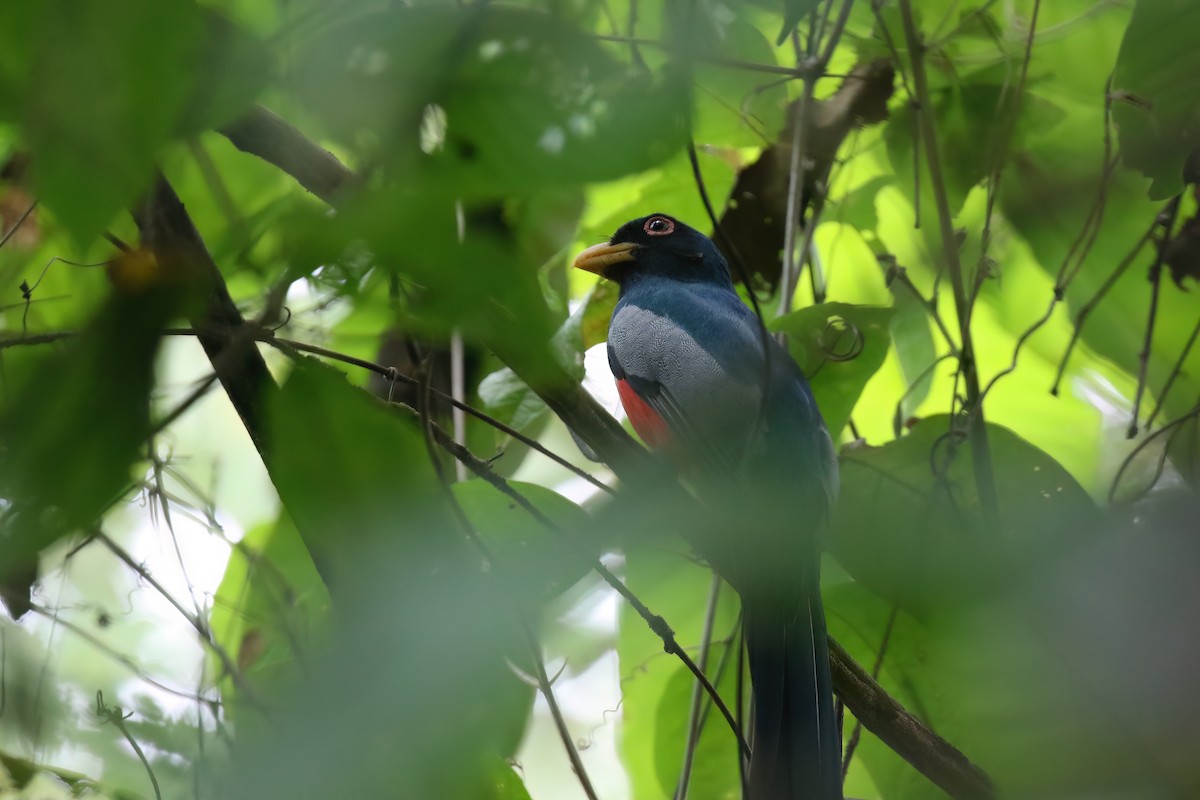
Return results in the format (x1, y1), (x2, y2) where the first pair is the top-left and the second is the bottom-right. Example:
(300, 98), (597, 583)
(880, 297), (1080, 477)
(574, 214), (841, 800)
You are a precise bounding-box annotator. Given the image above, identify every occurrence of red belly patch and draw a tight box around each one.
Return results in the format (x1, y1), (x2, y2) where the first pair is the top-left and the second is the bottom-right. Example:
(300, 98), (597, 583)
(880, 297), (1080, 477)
(616, 378), (672, 450)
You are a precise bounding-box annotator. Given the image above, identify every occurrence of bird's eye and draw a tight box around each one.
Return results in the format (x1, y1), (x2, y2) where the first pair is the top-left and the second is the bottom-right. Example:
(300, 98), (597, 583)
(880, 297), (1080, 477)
(644, 216), (675, 236)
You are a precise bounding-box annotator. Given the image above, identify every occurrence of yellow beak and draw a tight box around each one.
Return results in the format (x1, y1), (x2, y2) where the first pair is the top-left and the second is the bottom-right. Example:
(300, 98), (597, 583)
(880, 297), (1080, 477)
(572, 241), (638, 276)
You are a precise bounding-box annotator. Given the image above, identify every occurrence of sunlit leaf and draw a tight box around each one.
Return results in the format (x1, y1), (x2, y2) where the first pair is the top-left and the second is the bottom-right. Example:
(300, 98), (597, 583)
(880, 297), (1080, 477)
(209, 515), (331, 717)
(886, 83), (1066, 217)
(772, 302), (896, 438)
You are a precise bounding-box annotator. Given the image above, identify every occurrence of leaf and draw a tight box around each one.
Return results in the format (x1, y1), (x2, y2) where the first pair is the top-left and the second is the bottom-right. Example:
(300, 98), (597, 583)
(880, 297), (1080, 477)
(832, 174), (895, 235)
(889, 293), (938, 425)
(1112, 0), (1200, 198)
(296, 7), (690, 189)
(771, 302), (896, 439)
(579, 280), (619, 351)
(486, 759), (534, 800)
(694, 20), (787, 148)
(886, 83), (1066, 217)
(0, 284), (183, 613)
(832, 415), (1100, 618)
(264, 357), (450, 585)
(479, 367), (551, 433)
(777, 0), (823, 46)
(246, 358), (535, 795)
(617, 540), (743, 800)
(451, 479), (594, 602)
(2, 0), (267, 246)
(209, 515), (332, 717)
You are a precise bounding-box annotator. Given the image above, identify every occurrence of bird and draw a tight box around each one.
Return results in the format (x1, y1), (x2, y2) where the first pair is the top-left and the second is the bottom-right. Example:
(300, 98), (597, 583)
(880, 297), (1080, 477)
(574, 213), (841, 800)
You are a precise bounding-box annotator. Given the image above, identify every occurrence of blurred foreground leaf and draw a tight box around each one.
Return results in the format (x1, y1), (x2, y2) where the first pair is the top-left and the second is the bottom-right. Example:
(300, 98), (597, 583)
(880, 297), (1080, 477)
(0, 0), (267, 245)
(452, 478), (594, 601)
(0, 283), (183, 615)
(833, 415), (1099, 617)
(296, 6), (689, 188)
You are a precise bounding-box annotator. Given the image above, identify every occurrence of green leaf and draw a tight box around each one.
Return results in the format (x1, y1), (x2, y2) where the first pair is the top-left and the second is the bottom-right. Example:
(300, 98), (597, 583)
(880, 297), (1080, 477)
(777, 0), (822, 46)
(771, 302), (896, 439)
(886, 83), (1066, 217)
(832, 175), (895, 235)
(832, 415), (1100, 617)
(264, 357), (448, 585)
(618, 540), (743, 800)
(209, 515), (332, 717)
(479, 367), (551, 433)
(486, 759), (534, 800)
(1112, 0), (1200, 198)
(889, 293), (937, 425)
(246, 358), (535, 794)
(0, 285), (183, 606)
(451, 479), (594, 601)
(694, 20), (787, 148)
(3, 0), (267, 246)
(297, 7), (690, 189)
(579, 280), (619, 351)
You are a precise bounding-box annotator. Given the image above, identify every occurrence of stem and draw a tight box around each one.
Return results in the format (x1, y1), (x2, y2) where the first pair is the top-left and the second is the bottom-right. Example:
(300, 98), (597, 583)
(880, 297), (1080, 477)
(897, 0), (999, 523)
(674, 572), (722, 800)
(96, 691), (163, 800)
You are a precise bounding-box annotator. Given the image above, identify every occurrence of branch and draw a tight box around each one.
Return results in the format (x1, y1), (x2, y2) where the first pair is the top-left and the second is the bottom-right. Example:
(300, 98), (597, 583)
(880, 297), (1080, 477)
(828, 637), (994, 799)
(219, 106), (361, 205)
(131, 173), (276, 454)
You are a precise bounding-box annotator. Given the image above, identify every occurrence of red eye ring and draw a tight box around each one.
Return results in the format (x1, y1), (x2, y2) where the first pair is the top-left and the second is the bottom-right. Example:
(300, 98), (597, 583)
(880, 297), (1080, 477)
(644, 216), (675, 236)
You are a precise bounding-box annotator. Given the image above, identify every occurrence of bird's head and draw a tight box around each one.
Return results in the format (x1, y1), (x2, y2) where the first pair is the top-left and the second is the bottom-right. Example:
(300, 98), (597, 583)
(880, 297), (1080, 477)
(573, 214), (733, 289)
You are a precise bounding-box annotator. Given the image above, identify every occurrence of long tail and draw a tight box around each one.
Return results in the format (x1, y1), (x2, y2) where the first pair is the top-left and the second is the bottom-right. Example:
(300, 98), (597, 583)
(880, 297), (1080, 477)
(744, 574), (841, 800)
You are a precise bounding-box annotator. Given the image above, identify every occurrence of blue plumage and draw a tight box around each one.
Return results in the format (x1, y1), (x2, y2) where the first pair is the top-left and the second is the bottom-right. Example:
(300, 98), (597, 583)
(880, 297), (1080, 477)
(575, 213), (842, 800)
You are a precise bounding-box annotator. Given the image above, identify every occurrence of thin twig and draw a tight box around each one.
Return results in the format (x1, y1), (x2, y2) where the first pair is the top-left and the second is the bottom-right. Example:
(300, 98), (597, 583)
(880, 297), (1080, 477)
(779, 81), (814, 318)
(0, 326), (613, 495)
(28, 605), (217, 705)
(0, 200), (37, 250)
(1050, 204), (1171, 396)
(898, 0), (999, 523)
(94, 531), (264, 712)
(524, 621), (600, 800)
(674, 571), (722, 800)
(96, 690), (163, 800)
(1109, 398), (1200, 504)
(261, 333), (613, 494)
(391, 397), (751, 757)
(1129, 196), (1182, 437)
(415, 370), (602, 800)
(1147, 312), (1200, 428)
(841, 606), (898, 780)
(882, 255), (960, 354)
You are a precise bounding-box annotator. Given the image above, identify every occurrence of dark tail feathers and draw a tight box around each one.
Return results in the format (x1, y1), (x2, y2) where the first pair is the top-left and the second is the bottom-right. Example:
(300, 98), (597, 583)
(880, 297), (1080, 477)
(744, 581), (841, 800)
